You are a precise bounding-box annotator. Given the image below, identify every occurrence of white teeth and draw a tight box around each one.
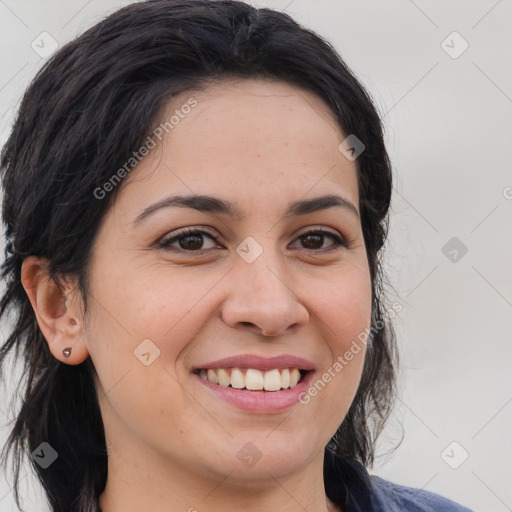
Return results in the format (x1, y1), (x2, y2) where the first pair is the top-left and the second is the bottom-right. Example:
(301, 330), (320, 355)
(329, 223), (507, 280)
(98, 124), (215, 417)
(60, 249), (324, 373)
(263, 369), (281, 391)
(198, 367), (306, 391)
(289, 368), (300, 387)
(281, 368), (290, 388)
(231, 368), (245, 389)
(218, 368), (230, 387)
(245, 369), (264, 390)
(206, 369), (219, 384)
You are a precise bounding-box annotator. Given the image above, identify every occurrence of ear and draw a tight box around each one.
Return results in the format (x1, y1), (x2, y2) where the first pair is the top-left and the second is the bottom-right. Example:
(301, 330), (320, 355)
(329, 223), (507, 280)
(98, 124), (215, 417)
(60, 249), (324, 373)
(21, 256), (90, 365)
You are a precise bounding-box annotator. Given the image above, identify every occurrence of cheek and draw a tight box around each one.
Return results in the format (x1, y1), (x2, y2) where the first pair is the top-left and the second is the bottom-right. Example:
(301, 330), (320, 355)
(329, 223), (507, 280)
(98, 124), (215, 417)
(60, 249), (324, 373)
(90, 256), (208, 332)
(311, 264), (372, 350)
(85, 264), (209, 440)
(88, 264), (227, 378)
(302, 265), (372, 413)
(130, 270), (222, 344)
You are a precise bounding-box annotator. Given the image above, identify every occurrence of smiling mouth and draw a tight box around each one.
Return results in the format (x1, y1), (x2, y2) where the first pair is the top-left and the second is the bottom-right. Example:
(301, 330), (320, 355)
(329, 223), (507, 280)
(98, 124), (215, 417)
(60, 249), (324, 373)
(192, 367), (311, 392)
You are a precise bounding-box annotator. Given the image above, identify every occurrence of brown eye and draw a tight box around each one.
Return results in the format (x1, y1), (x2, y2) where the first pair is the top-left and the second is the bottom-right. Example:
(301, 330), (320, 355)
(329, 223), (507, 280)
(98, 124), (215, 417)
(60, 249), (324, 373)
(293, 230), (347, 252)
(176, 233), (204, 250)
(300, 233), (324, 250)
(158, 228), (220, 252)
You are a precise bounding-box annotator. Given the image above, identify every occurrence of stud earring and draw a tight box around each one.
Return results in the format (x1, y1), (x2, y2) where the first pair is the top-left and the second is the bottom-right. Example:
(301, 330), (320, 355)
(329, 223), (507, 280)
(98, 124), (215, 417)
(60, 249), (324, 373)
(63, 347), (72, 358)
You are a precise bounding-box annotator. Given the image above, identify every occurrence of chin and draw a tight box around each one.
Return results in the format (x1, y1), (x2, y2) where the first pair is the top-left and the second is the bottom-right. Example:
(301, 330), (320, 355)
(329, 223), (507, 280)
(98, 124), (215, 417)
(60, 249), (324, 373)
(205, 433), (321, 480)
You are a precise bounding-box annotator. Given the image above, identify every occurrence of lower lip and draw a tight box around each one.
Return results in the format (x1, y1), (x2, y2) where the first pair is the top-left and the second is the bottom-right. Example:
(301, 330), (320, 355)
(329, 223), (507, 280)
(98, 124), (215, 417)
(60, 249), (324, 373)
(193, 370), (316, 413)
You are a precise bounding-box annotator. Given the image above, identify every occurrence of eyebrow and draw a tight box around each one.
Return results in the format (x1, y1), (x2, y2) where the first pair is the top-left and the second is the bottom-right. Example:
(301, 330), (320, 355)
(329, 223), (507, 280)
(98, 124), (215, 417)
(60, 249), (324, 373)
(132, 193), (359, 225)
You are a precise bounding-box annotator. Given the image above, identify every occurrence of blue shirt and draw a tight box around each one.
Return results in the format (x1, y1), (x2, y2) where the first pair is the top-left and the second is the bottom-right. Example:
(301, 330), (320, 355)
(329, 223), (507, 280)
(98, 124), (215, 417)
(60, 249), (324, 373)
(369, 475), (474, 511)
(324, 451), (474, 511)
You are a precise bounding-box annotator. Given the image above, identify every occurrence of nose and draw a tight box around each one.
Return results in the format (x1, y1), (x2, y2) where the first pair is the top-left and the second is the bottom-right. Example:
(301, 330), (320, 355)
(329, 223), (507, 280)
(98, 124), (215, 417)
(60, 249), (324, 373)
(221, 251), (309, 338)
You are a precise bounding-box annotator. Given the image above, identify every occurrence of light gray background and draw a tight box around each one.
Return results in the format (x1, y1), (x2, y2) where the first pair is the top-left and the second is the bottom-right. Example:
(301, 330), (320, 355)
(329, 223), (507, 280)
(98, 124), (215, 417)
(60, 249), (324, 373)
(0, 1), (511, 511)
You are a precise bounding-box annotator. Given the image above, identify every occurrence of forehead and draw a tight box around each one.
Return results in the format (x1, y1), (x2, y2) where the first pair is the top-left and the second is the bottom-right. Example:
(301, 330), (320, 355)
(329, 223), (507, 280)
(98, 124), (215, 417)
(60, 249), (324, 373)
(159, 77), (344, 156)
(118, 78), (359, 214)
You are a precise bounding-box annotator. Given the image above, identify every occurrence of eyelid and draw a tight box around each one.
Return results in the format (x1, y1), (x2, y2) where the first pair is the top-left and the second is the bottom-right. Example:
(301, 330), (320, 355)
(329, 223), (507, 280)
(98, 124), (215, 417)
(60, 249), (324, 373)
(294, 225), (341, 238)
(157, 226), (220, 247)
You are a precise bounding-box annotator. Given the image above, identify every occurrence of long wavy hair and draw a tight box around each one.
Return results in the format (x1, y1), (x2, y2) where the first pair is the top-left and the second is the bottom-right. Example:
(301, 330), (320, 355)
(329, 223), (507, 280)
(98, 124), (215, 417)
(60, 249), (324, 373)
(0, 1), (398, 510)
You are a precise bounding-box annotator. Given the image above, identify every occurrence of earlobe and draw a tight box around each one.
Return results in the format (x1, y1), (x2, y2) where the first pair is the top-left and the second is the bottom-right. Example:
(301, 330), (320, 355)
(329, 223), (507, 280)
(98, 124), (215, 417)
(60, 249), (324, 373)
(21, 256), (90, 365)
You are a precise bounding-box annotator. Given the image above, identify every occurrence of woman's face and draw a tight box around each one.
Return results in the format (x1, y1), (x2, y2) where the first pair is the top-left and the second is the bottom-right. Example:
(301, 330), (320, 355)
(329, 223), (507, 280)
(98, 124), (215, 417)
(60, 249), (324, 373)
(83, 78), (372, 489)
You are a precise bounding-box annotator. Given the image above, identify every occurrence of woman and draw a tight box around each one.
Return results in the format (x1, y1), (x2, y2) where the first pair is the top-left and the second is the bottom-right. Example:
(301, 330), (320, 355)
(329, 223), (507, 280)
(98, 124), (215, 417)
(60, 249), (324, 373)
(0, 1), (474, 511)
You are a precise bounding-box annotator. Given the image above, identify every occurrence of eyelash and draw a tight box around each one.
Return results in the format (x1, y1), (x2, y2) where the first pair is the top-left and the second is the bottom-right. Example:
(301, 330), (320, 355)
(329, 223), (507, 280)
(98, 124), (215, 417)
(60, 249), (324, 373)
(157, 227), (348, 254)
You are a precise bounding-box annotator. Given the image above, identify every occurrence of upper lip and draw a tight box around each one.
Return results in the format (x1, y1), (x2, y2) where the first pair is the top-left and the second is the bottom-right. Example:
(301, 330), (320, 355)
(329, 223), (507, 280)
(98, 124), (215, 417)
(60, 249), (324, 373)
(191, 354), (316, 372)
